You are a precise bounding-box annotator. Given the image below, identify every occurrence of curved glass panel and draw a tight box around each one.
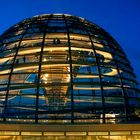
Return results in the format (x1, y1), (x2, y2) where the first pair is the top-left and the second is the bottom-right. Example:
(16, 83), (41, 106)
(0, 14), (140, 124)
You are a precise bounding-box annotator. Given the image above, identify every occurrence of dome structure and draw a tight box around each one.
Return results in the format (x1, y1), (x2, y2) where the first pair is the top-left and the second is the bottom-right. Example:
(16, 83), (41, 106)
(0, 13), (140, 124)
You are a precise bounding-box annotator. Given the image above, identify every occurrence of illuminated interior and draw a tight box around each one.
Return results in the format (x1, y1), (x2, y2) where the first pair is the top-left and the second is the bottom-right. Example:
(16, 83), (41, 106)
(0, 13), (140, 126)
(0, 127), (140, 140)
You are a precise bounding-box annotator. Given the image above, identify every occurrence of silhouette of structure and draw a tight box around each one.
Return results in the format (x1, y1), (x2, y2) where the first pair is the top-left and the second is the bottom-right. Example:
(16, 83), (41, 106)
(0, 14), (140, 140)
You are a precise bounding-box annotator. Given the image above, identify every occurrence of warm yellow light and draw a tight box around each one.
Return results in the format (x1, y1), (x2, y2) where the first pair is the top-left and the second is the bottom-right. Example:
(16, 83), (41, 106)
(93, 42), (104, 48)
(21, 132), (42, 136)
(66, 132), (87, 136)
(43, 132), (64, 136)
(44, 74), (48, 77)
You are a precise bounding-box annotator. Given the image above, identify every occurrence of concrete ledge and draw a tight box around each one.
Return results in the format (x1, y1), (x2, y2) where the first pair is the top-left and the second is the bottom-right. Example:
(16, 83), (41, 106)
(0, 124), (140, 132)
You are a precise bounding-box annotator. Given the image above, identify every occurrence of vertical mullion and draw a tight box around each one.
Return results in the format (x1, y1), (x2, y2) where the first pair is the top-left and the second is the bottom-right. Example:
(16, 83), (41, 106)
(79, 19), (105, 124)
(2, 21), (33, 121)
(35, 32), (46, 123)
(116, 62), (128, 122)
(89, 36), (105, 123)
(63, 15), (74, 123)
(35, 15), (52, 123)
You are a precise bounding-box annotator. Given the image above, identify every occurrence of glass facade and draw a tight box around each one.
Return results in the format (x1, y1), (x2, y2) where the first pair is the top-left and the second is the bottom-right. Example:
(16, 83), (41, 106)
(0, 13), (140, 124)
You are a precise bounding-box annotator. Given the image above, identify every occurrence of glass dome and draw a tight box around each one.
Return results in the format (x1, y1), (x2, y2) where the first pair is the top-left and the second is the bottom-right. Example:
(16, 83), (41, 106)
(0, 14), (140, 124)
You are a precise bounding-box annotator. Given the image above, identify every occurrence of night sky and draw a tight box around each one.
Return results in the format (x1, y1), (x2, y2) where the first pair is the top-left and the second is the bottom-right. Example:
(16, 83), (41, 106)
(0, 0), (140, 84)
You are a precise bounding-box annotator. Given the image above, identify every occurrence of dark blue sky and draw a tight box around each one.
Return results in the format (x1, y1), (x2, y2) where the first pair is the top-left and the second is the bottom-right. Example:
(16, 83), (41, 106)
(0, 0), (140, 84)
